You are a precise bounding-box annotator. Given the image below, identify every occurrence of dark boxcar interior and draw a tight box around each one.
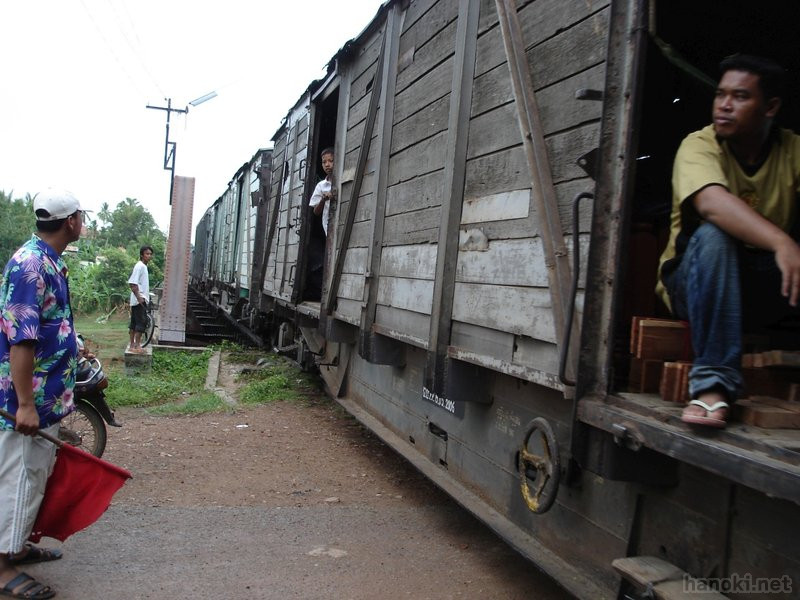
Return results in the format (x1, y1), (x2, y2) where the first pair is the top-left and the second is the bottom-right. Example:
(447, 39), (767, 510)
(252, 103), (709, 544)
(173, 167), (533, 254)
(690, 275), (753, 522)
(617, 0), (800, 391)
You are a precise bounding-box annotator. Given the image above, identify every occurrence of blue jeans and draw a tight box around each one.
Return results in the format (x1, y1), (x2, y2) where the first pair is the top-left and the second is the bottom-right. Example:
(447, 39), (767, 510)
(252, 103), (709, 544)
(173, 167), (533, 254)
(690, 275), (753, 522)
(662, 223), (798, 401)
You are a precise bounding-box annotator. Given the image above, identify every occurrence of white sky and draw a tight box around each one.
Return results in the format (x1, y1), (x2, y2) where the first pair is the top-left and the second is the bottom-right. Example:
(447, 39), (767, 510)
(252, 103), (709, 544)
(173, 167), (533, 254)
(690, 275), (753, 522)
(0, 0), (385, 235)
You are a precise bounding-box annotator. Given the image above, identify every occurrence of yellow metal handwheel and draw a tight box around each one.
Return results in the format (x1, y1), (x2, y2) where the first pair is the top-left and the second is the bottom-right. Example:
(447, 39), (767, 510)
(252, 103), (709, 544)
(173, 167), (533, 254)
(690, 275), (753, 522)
(518, 417), (561, 514)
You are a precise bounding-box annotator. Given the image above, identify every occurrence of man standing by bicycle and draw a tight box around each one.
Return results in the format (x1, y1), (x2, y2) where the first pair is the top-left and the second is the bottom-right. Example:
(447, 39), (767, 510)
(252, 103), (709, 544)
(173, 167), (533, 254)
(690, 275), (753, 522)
(127, 245), (153, 353)
(0, 189), (85, 599)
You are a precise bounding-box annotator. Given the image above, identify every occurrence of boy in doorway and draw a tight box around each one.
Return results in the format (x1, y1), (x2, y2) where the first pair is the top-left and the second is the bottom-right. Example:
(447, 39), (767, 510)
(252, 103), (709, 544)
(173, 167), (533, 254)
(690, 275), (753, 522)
(309, 147), (335, 236)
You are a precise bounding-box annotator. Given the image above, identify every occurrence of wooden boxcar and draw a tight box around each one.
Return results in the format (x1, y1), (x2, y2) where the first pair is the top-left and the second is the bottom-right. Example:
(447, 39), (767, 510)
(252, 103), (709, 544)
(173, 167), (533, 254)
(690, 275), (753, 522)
(193, 0), (800, 597)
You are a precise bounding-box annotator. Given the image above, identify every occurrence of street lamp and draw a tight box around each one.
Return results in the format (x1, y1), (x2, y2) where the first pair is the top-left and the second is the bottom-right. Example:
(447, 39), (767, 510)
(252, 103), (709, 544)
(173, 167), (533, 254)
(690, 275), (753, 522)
(146, 91), (217, 204)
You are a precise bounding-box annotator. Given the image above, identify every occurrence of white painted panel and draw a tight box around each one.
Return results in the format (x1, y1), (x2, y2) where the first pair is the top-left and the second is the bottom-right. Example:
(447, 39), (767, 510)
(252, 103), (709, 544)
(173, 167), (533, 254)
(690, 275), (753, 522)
(461, 189), (530, 224)
(377, 277), (434, 314)
(452, 282), (556, 342)
(338, 273), (366, 302)
(379, 244), (437, 279)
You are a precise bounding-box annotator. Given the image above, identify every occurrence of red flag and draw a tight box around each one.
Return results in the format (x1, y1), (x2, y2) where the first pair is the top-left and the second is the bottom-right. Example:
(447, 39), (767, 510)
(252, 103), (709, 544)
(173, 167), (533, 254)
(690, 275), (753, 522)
(29, 443), (132, 543)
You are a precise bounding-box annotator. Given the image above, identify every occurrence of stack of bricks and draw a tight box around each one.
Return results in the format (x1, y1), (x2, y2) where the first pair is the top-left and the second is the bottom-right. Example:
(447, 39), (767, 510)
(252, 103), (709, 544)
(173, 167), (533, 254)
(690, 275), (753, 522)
(629, 317), (692, 404)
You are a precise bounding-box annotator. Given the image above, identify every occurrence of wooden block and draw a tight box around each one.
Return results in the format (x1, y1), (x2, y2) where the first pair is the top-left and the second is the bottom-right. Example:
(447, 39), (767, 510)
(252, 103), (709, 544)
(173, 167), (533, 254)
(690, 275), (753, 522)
(635, 319), (691, 361)
(748, 395), (800, 414)
(640, 359), (664, 393)
(766, 350), (800, 368)
(742, 353), (754, 368)
(788, 383), (800, 403)
(736, 398), (800, 429)
(659, 361), (691, 404)
(742, 367), (798, 399)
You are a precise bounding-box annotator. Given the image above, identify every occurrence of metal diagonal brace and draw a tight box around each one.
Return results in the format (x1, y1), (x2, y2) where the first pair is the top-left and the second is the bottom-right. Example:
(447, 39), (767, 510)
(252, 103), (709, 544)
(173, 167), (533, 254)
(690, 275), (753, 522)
(495, 0), (575, 372)
(325, 29), (388, 316)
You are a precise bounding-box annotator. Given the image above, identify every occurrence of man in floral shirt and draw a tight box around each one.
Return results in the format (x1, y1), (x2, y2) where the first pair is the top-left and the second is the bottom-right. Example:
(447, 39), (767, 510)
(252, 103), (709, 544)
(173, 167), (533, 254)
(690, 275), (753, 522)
(0, 189), (85, 599)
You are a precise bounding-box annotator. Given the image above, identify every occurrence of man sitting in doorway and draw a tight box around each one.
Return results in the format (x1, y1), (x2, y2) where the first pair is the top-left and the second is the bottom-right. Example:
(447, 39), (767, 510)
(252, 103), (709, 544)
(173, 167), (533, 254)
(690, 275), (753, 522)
(658, 54), (800, 428)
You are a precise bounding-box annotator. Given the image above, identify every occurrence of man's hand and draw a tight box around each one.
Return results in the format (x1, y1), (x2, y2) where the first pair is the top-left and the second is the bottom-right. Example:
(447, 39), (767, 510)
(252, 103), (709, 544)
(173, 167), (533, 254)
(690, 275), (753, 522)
(138, 295), (147, 305)
(13, 403), (39, 436)
(774, 238), (800, 306)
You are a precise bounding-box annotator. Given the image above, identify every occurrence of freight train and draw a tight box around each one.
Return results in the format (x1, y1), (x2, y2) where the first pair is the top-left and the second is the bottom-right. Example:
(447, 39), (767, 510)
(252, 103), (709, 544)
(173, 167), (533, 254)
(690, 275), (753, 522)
(190, 1), (800, 597)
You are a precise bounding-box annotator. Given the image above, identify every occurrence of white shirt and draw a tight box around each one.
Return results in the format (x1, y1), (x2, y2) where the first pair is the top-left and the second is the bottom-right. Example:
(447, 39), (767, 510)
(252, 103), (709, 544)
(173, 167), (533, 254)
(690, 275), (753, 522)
(128, 260), (150, 306)
(309, 178), (332, 235)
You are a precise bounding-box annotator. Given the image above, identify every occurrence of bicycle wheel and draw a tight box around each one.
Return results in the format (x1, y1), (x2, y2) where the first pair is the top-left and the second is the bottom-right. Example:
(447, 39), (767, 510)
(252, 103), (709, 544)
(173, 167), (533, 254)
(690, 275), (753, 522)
(59, 400), (107, 457)
(141, 310), (155, 347)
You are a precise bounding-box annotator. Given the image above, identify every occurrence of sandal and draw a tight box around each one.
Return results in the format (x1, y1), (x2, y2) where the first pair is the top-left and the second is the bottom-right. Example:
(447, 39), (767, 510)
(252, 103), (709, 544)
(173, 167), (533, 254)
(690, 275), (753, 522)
(0, 573), (55, 599)
(9, 545), (62, 566)
(681, 399), (729, 429)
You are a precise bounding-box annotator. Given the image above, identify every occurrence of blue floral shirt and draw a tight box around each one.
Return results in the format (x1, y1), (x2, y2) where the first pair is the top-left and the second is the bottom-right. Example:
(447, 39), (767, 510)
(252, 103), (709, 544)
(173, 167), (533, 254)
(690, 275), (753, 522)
(0, 235), (78, 429)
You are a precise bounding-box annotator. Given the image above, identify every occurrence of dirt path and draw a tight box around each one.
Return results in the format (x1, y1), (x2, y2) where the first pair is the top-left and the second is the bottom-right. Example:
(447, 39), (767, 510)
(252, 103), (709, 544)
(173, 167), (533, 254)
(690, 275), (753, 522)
(27, 354), (572, 599)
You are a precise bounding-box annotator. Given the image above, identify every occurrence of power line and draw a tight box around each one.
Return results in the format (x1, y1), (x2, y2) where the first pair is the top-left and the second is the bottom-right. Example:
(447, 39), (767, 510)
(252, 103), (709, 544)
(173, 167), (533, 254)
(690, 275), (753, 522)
(107, 0), (165, 97)
(76, 0), (151, 100)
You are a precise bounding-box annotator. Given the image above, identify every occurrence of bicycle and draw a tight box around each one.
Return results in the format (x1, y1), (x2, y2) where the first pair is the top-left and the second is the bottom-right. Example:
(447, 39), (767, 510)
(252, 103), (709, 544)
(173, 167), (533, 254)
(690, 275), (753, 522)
(141, 301), (156, 347)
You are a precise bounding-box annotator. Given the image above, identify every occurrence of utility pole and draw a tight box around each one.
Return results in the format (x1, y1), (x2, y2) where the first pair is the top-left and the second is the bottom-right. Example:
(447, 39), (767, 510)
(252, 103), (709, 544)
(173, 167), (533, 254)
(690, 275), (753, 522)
(146, 98), (187, 205)
(146, 92), (217, 205)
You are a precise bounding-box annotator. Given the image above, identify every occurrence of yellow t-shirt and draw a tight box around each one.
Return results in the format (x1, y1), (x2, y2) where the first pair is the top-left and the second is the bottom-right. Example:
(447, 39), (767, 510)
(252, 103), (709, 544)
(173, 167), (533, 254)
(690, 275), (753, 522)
(657, 125), (800, 309)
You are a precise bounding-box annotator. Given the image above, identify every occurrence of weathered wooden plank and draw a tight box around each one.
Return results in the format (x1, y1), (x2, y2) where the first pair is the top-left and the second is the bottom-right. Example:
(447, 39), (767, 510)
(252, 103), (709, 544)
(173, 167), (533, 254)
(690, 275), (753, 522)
(472, 61), (605, 129)
(334, 298), (362, 324)
(345, 122), (379, 157)
(393, 57), (453, 124)
(396, 12), (458, 93)
(348, 31), (384, 101)
(403, 0), (440, 33)
(461, 189), (530, 224)
(512, 335), (559, 373)
(343, 247), (369, 274)
(465, 149), (595, 234)
(450, 320), (514, 362)
(379, 244), (438, 279)
(385, 169), (444, 217)
(375, 304), (431, 346)
(383, 206), (442, 246)
(377, 276), (434, 314)
(467, 101), (600, 172)
(476, 0), (608, 77)
(390, 95), (450, 155)
(452, 282), (556, 341)
(387, 131), (447, 185)
(337, 187), (375, 223)
(334, 219), (372, 248)
(456, 235), (590, 287)
(477, 0), (535, 34)
(337, 273), (366, 302)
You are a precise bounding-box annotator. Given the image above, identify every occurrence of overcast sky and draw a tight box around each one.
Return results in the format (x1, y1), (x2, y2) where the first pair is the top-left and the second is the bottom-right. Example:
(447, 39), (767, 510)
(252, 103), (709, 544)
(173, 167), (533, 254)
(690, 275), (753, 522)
(1, 0), (385, 235)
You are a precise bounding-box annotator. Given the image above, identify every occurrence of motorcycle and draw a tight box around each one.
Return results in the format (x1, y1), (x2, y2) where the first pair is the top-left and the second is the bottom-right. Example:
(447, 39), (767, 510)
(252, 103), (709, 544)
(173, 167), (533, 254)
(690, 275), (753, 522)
(58, 338), (121, 457)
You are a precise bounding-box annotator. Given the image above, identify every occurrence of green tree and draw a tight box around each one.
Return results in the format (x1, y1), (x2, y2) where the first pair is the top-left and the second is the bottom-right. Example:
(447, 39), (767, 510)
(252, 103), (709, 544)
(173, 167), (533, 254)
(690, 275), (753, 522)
(0, 190), (35, 266)
(101, 197), (160, 248)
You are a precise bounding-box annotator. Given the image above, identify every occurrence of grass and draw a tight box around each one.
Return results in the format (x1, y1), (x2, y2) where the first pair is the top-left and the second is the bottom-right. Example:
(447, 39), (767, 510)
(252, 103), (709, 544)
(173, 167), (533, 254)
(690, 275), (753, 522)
(74, 312), (322, 415)
(75, 311), (222, 413)
(237, 356), (321, 406)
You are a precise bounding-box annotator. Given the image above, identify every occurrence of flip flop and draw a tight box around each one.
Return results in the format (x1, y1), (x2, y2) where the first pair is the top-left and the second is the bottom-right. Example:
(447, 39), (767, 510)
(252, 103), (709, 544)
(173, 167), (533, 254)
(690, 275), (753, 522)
(681, 399), (729, 429)
(9, 545), (63, 566)
(0, 572), (55, 599)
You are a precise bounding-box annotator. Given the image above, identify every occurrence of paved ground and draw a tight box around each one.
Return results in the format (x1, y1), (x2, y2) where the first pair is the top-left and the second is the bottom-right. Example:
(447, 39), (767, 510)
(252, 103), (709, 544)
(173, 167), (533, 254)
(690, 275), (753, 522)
(24, 355), (572, 600)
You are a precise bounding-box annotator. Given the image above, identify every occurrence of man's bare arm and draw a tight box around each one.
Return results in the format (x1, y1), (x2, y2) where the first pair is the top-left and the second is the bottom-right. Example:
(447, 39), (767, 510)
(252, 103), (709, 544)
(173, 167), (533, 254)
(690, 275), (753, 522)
(9, 341), (39, 435)
(694, 184), (800, 305)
